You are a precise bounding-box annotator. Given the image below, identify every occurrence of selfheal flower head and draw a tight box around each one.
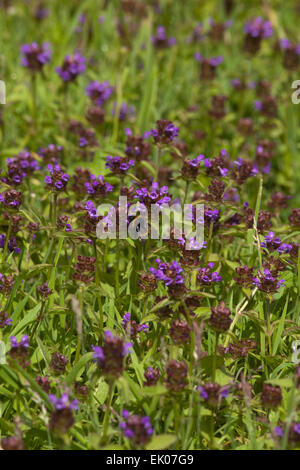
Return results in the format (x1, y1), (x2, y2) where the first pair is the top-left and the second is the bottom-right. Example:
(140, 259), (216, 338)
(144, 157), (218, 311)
(21, 42), (51, 71)
(9, 335), (30, 367)
(0, 310), (12, 328)
(149, 259), (184, 286)
(209, 301), (232, 332)
(86, 80), (114, 106)
(92, 330), (132, 378)
(148, 119), (179, 145)
(44, 164), (69, 192)
(56, 52), (86, 82)
(49, 393), (78, 411)
(152, 26), (176, 49)
(121, 312), (149, 338)
(244, 17), (273, 39)
(144, 367), (160, 387)
(10, 335), (29, 349)
(105, 155), (135, 175)
(197, 263), (221, 285)
(243, 17), (273, 54)
(197, 382), (229, 407)
(134, 181), (171, 208)
(84, 174), (113, 199)
(49, 393), (78, 434)
(252, 269), (285, 294)
(120, 411), (153, 447)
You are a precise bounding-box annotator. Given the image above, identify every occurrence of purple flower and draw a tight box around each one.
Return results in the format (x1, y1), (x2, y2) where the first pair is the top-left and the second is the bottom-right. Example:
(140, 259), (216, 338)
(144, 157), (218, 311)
(197, 262), (222, 285)
(86, 81), (114, 106)
(280, 38), (300, 54)
(244, 17), (273, 39)
(120, 411), (153, 447)
(10, 335), (29, 349)
(252, 269), (285, 293)
(261, 231), (282, 252)
(121, 312), (149, 338)
(277, 243), (292, 254)
(149, 259), (184, 286)
(152, 26), (176, 49)
(134, 182), (171, 207)
(56, 52), (86, 82)
(0, 234), (21, 254)
(197, 383), (228, 407)
(38, 144), (63, 164)
(84, 174), (113, 198)
(0, 311), (12, 328)
(148, 119), (179, 145)
(49, 393), (78, 411)
(92, 331), (132, 378)
(274, 426), (283, 437)
(21, 42), (51, 71)
(44, 164), (69, 192)
(105, 155), (135, 175)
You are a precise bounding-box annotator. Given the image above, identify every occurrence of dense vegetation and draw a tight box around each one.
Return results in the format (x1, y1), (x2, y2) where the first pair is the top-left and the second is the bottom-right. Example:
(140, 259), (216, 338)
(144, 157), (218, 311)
(0, 0), (300, 451)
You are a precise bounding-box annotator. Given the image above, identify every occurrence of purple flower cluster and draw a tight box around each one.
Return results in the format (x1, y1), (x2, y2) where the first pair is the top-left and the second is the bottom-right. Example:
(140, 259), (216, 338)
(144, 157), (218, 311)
(38, 144), (63, 164)
(203, 152), (229, 178)
(84, 174), (113, 198)
(181, 155), (204, 180)
(21, 42), (51, 71)
(44, 164), (69, 191)
(243, 17), (273, 54)
(56, 52), (86, 82)
(147, 119), (179, 145)
(10, 335), (29, 348)
(86, 81), (114, 106)
(134, 182), (171, 207)
(105, 155), (135, 174)
(0, 234), (21, 254)
(252, 269), (285, 293)
(197, 383), (229, 407)
(195, 53), (223, 80)
(195, 53), (223, 67)
(152, 26), (176, 49)
(261, 232), (292, 254)
(49, 393), (78, 411)
(121, 312), (149, 337)
(9, 335), (30, 367)
(197, 262), (222, 285)
(280, 39), (300, 53)
(2, 151), (40, 186)
(120, 410), (153, 447)
(92, 330), (132, 378)
(244, 17), (273, 39)
(0, 310), (12, 328)
(0, 190), (22, 210)
(149, 259), (184, 286)
(144, 367), (160, 386)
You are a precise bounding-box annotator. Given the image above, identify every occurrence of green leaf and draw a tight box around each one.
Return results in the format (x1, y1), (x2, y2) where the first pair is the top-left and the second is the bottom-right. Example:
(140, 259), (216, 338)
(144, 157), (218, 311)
(65, 352), (93, 386)
(146, 434), (177, 450)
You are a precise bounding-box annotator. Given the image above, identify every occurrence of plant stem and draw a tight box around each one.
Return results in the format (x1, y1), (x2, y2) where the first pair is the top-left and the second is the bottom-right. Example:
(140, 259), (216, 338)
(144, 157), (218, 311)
(2, 217), (12, 265)
(101, 380), (115, 444)
(30, 301), (45, 341)
(266, 298), (272, 356)
(74, 285), (84, 364)
(212, 333), (219, 382)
